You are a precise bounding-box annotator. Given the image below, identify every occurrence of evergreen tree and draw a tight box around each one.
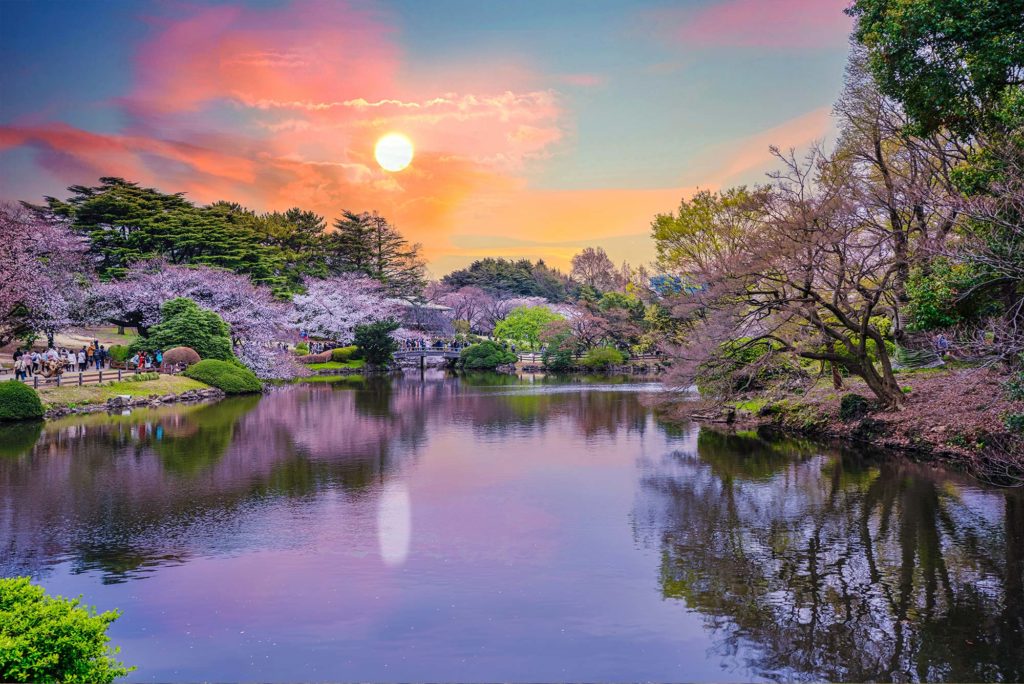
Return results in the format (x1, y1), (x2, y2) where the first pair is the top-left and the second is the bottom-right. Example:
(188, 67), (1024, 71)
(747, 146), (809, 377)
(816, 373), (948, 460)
(325, 211), (425, 296)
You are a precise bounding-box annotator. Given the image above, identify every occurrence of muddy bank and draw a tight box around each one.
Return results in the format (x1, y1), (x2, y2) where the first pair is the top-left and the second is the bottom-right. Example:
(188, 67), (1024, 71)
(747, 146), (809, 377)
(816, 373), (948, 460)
(673, 367), (1023, 482)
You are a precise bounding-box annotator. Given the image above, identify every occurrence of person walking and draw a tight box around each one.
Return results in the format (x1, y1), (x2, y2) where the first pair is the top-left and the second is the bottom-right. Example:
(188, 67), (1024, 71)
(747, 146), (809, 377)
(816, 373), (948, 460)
(78, 347), (87, 372)
(96, 345), (106, 370)
(154, 349), (163, 370)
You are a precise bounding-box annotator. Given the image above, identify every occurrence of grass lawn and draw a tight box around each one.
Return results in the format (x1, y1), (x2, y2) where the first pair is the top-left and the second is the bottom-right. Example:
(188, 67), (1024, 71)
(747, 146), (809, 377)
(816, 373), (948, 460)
(296, 374), (365, 384)
(36, 374), (211, 408)
(306, 359), (366, 371)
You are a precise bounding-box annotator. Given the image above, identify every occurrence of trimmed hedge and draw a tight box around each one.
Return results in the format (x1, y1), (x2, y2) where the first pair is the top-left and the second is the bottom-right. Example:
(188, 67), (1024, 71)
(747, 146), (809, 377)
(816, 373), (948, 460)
(0, 381), (44, 422)
(162, 346), (201, 367)
(331, 345), (359, 362)
(183, 359), (262, 394)
(460, 341), (517, 370)
(581, 346), (625, 370)
(107, 345), (131, 363)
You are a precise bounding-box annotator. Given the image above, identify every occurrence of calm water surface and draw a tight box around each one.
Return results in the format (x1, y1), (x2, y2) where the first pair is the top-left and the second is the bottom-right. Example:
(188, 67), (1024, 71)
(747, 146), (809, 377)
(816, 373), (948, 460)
(1, 373), (1022, 682)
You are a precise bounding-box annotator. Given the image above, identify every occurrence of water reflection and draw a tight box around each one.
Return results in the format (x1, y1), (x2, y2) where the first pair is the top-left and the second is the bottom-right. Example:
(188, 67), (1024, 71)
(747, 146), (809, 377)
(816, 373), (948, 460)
(0, 375), (1020, 681)
(638, 430), (1024, 682)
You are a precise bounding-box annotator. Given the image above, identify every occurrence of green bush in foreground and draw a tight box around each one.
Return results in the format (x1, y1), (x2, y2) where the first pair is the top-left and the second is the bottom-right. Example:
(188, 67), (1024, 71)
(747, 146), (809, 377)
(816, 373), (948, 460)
(460, 341), (517, 370)
(331, 345), (359, 362)
(0, 380), (44, 422)
(0, 577), (132, 683)
(183, 359), (262, 394)
(581, 346), (625, 370)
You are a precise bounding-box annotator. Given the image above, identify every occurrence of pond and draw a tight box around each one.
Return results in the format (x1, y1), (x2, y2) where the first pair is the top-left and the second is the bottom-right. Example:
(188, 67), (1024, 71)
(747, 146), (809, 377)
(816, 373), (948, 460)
(1, 372), (1022, 682)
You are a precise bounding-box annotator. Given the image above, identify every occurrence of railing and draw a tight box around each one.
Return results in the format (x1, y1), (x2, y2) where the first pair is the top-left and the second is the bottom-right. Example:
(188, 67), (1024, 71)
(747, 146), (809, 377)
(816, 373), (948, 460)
(6, 363), (186, 388)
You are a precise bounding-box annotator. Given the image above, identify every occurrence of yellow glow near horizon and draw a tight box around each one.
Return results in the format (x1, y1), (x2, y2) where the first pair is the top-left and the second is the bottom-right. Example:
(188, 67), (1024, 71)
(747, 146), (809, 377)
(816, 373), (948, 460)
(374, 132), (414, 172)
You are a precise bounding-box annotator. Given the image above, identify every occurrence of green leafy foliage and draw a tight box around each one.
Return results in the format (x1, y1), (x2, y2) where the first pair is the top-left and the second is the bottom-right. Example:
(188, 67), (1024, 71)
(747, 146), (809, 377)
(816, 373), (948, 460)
(131, 298), (233, 361)
(330, 345), (359, 362)
(441, 257), (577, 301)
(106, 345), (131, 363)
(0, 381), (44, 422)
(906, 259), (989, 330)
(352, 320), (399, 365)
(294, 342), (310, 356)
(183, 359), (262, 394)
(119, 372), (160, 383)
(541, 322), (577, 371)
(839, 394), (871, 421)
(848, 0), (1024, 138)
(493, 306), (563, 350)
(0, 577), (132, 683)
(581, 346), (625, 370)
(460, 341), (517, 370)
(325, 211), (426, 296)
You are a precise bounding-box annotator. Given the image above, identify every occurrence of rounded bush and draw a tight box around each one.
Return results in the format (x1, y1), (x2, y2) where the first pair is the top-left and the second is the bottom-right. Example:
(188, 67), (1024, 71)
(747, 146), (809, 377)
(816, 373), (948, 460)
(460, 341), (517, 370)
(183, 359), (262, 394)
(581, 346), (626, 370)
(331, 345), (359, 362)
(0, 381), (44, 422)
(107, 345), (131, 363)
(162, 346), (201, 367)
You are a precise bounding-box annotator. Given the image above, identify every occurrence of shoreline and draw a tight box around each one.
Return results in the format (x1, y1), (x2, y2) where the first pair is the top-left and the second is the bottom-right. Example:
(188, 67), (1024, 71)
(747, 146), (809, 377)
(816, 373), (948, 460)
(43, 387), (226, 419)
(668, 366), (1022, 483)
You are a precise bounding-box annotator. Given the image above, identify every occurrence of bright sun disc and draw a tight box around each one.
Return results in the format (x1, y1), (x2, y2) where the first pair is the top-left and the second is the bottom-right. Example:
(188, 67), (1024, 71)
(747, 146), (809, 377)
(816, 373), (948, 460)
(375, 133), (414, 172)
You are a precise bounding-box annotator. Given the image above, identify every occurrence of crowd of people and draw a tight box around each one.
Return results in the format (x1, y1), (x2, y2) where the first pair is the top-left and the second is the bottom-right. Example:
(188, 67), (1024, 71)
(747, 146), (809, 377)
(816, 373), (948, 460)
(11, 342), (112, 381)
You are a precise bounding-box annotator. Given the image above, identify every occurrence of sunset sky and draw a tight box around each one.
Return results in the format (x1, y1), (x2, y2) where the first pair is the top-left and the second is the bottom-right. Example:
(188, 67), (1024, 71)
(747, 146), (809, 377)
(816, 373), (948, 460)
(0, 0), (853, 276)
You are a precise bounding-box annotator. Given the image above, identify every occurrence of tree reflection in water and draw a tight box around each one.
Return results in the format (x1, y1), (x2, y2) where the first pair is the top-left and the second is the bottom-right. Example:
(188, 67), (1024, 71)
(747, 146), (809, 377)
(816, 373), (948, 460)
(639, 429), (1024, 682)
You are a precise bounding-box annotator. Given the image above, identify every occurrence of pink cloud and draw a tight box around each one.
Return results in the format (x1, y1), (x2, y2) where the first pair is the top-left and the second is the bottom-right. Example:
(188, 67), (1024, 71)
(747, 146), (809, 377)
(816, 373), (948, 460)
(666, 0), (852, 50)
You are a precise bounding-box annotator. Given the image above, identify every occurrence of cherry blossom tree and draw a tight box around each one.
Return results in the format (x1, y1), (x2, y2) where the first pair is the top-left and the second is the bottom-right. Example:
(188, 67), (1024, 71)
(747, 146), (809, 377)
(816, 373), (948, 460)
(439, 286), (493, 332)
(91, 259), (289, 342)
(0, 203), (90, 346)
(292, 274), (399, 343)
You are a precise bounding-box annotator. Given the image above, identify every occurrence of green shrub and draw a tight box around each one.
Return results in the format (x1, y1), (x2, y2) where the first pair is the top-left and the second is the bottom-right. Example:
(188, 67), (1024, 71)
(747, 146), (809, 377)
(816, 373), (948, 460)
(183, 359), (262, 394)
(580, 346), (625, 370)
(131, 298), (234, 361)
(353, 320), (399, 365)
(0, 577), (132, 683)
(1005, 413), (1024, 434)
(0, 381), (44, 422)
(460, 341), (517, 370)
(331, 345), (358, 362)
(107, 345), (131, 363)
(294, 341), (309, 355)
(839, 393), (871, 421)
(120, 372), (160, 383)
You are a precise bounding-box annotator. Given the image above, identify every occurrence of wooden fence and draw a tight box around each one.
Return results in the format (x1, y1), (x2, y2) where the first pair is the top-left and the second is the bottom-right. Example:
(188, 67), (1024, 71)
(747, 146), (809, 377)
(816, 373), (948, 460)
(3, 364), (186, 389)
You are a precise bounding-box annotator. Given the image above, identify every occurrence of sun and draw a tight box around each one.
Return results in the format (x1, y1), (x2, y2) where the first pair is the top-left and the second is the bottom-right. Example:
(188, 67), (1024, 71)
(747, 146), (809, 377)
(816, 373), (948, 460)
(374, 132), (414, 172)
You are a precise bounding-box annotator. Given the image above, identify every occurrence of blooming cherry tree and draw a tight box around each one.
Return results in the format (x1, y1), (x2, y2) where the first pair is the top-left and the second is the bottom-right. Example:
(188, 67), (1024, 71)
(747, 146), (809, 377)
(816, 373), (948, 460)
(91, 259), (289, 343)
(0, 203), (90, 345)
(292, 274), (399, 344)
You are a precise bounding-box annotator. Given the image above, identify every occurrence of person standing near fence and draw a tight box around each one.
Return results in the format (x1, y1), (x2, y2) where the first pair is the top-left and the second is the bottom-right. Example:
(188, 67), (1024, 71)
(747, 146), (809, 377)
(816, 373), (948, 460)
(96, 345), (105, 369)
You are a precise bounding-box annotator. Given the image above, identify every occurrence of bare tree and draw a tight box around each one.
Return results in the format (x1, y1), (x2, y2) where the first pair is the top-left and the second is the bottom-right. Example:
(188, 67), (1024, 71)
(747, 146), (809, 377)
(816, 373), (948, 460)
(571, 246), (617, 291)
(659, 147), (908, 408)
